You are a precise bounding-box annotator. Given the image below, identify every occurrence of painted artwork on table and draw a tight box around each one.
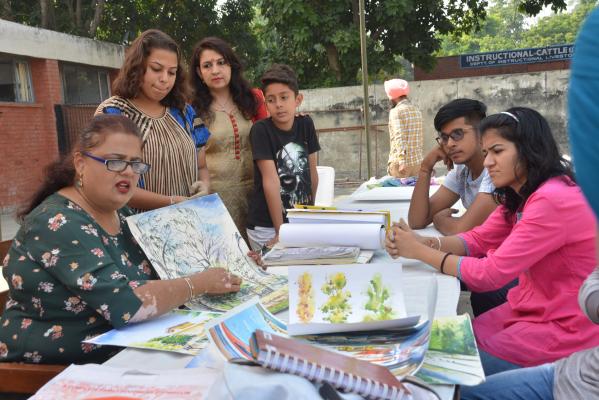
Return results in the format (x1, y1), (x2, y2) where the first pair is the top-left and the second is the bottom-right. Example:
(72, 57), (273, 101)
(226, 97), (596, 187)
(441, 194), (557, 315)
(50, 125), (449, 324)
(127, 194), (288, 313)
(416, 314), (485, 386)
(206, 299), (287, 362)
(85, 310), (220, 355)
(301, 320), (431, 377)
(288, 263), (420, 335)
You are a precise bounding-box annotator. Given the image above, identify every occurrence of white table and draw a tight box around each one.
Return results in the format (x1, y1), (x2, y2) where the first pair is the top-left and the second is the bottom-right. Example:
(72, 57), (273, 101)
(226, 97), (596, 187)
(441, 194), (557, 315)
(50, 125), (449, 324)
(107, 185), (461, 399)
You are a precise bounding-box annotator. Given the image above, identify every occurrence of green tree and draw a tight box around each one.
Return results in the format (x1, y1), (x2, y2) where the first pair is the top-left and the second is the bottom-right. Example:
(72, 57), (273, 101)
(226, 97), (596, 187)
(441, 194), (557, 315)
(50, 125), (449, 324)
(255, 0), (570, 88)
(437, 0), (526, 55)
(256, 0), (489, 88)
(437, 0), (596, 56)
(521, 0), (598, 47)
(0, 0), (259, 71)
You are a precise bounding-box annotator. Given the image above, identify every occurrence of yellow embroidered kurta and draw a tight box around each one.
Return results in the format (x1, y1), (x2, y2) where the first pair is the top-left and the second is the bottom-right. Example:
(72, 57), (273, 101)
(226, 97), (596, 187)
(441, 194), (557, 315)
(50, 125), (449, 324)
(205, 109), (254, 234)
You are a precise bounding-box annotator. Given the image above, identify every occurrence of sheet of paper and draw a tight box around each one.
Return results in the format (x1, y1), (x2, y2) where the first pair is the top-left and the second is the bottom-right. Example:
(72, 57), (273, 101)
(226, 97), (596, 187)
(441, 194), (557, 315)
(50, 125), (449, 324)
(279, 223), (385, 250)
(206, 298), (287, 362)
(30, 364), (219, 399)
(350, 185), (440, 201)
(85, 310), (220, 355)
(127, 194), (288, 313)
(287, 263), (421, 335)
(416, 314), (485, 386)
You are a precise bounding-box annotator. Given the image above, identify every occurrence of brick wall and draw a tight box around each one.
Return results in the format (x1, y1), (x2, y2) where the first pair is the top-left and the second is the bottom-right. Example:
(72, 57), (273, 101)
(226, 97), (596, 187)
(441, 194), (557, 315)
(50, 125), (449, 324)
(414, 55), (570, 81)
(0, 58), (62, 212)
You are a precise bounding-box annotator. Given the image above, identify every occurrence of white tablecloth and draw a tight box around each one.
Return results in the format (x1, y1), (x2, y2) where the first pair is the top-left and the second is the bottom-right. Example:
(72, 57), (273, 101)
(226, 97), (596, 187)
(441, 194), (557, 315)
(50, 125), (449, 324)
(106, 185), (460, 399)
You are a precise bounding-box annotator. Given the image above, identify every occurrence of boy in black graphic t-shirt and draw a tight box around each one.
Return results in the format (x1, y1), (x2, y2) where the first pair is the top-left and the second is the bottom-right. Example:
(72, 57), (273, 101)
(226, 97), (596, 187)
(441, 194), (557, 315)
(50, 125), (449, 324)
(247, 64), (321, 251)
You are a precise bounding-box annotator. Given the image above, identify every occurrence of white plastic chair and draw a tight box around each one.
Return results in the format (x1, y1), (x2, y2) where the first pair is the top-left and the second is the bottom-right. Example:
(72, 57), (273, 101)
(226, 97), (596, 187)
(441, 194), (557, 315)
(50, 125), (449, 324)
(314, 166), (335, 207)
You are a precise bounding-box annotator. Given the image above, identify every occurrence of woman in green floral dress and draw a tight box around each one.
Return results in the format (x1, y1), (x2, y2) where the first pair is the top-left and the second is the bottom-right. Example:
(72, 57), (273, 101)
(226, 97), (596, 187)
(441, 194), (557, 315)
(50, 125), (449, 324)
(0, 115), (241, 364)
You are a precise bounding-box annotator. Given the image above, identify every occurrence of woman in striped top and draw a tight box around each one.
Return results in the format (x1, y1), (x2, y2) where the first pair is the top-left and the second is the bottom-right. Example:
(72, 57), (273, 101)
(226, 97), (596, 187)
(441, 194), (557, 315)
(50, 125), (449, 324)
(189, 37), (268, 235)
(96, 29), (210, 211)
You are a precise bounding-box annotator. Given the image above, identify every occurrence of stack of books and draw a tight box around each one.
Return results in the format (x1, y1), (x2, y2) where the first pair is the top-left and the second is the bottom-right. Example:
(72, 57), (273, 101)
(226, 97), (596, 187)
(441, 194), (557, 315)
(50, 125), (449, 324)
(266, 207), (391, 265)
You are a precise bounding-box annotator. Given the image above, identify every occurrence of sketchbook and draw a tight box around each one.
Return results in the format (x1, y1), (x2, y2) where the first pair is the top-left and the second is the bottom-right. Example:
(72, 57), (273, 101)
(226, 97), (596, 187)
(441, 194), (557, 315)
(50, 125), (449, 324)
(286, 208), (391, 228)
(85, 310), (219, 355)
(287, 263), (421, 335)
(279, 223), (385, 250)
(250, 329), (411, 400)
(127, 194), (288, 313)
(262, 246), (374, 266)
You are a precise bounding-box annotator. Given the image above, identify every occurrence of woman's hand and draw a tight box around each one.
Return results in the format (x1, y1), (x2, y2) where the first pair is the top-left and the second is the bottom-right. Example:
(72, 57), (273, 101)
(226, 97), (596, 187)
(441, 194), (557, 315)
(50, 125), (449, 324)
(247, 250), (266, 270)
(192, 267), (242, 295)
(385, 219), (427, 259)
(189, 181), (209, 197)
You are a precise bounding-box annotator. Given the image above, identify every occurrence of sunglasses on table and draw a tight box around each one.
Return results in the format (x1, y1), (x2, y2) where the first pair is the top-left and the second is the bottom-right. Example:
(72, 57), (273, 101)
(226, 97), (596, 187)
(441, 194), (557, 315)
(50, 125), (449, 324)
(435, 127), (475, 145)
(83, 152), (151, 175)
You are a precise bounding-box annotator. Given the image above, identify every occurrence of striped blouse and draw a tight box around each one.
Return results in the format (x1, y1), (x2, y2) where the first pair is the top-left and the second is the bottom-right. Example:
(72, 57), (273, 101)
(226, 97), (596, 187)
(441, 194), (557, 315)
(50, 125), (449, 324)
(96, 96), (209, 198)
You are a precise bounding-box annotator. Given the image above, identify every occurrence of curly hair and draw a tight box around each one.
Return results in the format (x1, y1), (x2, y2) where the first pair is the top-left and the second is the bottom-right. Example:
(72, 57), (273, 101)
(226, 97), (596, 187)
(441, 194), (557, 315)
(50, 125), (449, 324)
(19, 115), (142, 219)
(480, 107), (575, 220)
(189, 37), (258, 124)
(112, 29), (188, 112)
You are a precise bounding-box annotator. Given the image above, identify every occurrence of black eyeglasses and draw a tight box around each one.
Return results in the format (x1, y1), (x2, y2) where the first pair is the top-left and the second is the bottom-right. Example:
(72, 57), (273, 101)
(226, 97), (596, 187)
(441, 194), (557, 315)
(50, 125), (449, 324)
(435, 127), (474, 145)
(83, 152), (151, 175)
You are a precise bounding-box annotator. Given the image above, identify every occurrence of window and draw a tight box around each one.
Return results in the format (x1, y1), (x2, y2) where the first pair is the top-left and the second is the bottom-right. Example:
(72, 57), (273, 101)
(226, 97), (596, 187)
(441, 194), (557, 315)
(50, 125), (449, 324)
(0, 56), (34, 103)
(61, 63), (111, 104)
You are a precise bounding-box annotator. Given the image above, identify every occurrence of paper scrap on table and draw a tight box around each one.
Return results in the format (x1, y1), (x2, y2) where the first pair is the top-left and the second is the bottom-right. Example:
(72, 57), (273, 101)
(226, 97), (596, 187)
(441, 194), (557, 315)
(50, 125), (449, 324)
(30, 364), (219, 399)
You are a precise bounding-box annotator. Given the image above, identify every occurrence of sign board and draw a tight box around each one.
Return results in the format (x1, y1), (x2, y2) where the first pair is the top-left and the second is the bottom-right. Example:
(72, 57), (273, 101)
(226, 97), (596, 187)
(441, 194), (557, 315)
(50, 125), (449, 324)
(460, 44), (573, 69)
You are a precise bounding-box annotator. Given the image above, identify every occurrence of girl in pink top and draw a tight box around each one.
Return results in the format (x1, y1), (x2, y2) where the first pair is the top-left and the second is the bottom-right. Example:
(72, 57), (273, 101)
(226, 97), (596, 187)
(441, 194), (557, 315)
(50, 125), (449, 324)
(386, 107), (598, 374)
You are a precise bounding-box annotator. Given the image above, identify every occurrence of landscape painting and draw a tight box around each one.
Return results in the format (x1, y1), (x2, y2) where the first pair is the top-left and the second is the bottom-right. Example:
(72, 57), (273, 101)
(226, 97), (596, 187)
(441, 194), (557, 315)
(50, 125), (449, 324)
(127, 194), (288, 313)
(85, 310), (220, 355)
(416, 314), (485, 386)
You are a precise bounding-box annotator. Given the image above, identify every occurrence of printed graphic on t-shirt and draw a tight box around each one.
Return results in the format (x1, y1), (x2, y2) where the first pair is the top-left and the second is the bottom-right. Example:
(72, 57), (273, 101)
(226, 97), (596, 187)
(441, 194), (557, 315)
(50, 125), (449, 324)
(276, 142), (312, 209)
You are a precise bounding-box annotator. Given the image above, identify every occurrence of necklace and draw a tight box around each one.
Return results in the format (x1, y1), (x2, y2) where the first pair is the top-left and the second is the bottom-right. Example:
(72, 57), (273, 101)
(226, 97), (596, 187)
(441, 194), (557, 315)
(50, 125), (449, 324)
(75, 187), (121, 235)
(213, 95), (234, 115)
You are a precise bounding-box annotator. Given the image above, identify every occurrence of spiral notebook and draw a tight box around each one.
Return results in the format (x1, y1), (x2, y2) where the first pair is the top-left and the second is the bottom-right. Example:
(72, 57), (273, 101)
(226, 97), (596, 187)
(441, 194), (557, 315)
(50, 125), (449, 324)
(249, 329), (410, 400)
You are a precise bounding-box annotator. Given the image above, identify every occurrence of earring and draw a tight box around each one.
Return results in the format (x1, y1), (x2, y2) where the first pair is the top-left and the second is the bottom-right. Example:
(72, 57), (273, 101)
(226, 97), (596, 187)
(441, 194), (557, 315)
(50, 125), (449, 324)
(76, 173), (84, 189)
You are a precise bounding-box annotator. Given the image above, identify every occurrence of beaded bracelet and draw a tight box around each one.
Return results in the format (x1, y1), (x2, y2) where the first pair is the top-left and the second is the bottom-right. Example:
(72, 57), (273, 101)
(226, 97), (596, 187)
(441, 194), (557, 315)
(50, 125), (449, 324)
(435, 236), (442, 251)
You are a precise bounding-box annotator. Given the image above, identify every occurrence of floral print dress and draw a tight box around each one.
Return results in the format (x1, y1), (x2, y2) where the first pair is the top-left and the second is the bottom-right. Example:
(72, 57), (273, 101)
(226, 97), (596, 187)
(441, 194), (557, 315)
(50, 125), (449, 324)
(0, 193), (156, 364)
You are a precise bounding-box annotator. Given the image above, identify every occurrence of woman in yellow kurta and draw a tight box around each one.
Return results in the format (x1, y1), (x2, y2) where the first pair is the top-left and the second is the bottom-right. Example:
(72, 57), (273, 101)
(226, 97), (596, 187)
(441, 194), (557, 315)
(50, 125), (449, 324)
(189, 37), (268, 235)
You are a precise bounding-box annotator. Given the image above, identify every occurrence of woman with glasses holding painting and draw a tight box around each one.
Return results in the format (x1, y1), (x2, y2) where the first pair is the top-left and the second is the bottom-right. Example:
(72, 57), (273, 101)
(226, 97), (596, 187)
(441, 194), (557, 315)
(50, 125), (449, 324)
(189, 37), (268, 236)
(0, 115), (241, 364)
(408, 98), (497, 237)
(387, 107), (599, 376)
(96, 29), (210, 210)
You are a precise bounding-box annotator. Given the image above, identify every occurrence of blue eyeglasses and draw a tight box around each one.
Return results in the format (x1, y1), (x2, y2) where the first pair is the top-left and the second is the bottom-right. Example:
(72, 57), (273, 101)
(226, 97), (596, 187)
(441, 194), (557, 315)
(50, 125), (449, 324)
(83, 152), (151, 175)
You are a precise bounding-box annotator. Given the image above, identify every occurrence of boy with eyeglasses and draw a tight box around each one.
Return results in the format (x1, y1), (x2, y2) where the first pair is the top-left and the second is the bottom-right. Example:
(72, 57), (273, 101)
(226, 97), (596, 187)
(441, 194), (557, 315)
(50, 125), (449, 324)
(408, 98), (497, 236)
(408, 99), (514, 317)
